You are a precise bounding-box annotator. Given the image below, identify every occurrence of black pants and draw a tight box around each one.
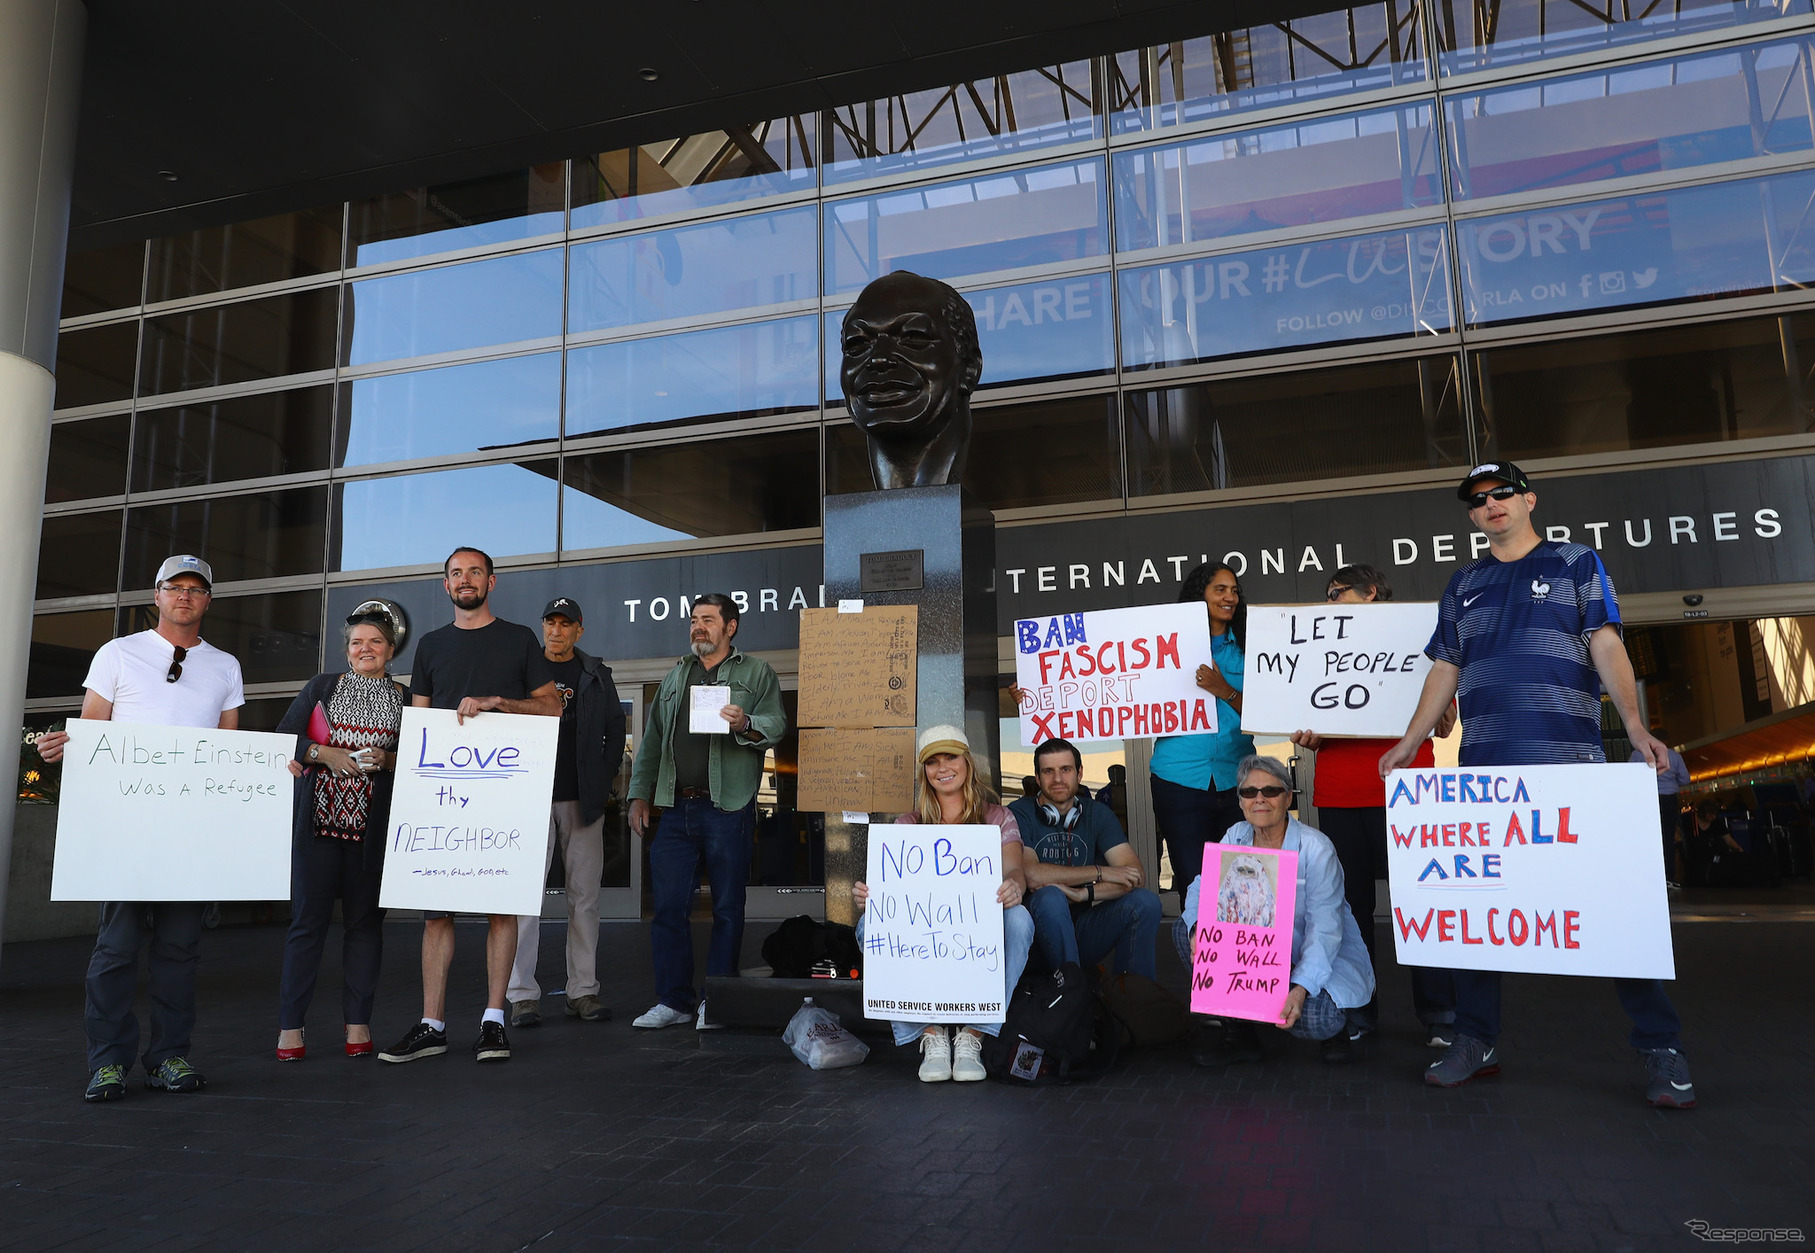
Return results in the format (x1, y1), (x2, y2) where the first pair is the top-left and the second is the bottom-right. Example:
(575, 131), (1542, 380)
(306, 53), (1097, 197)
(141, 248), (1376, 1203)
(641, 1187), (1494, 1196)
(1149, 774), (1243, 896)
(1658, 795), (1682, 882)
(86, 901), (205, 1072)
(279, 835), (385, 1030)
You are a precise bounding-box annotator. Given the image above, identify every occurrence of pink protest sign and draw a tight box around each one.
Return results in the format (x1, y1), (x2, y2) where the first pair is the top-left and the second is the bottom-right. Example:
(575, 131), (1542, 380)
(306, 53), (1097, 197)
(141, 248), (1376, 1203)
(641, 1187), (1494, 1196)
(1189, 845), (1299, 1024)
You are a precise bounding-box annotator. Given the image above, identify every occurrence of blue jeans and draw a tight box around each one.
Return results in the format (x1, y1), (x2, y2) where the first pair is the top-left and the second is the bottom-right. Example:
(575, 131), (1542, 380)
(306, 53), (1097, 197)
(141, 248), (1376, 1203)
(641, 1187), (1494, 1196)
(858, 906), (1036, 1047)
(1026, 885), (1162, 980)
(86, 902), (205, 1071)
(1149, 774), (1241, 895)
(649, 797), (755, 1013)
(1452, 970), (1683, 1051)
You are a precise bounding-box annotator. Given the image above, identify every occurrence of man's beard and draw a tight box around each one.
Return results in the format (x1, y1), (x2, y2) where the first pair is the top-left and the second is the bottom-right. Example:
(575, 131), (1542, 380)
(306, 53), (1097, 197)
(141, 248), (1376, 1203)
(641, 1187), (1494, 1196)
(450, 587), (488, 610)
(690, 638), (714, 658)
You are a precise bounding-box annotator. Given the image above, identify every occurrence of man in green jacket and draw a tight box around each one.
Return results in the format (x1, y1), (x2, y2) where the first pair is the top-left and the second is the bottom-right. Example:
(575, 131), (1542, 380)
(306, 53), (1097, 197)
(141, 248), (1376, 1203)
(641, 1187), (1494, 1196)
(628, 593), (787, 1029)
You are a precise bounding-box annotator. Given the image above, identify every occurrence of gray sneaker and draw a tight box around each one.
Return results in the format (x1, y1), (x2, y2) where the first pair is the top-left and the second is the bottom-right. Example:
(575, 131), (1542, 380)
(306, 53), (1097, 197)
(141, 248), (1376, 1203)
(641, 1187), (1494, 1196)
(509, 999), (541, 1028)
(1641, 1047), (1696, 1108)
(1424, 1036), (1499, 1087)
(564, 994), (611, 1022)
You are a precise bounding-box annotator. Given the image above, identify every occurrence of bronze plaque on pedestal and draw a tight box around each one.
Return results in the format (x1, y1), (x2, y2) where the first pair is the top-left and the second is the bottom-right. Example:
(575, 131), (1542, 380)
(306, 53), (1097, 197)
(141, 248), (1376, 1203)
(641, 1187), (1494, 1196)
(860, 549), (923, 592)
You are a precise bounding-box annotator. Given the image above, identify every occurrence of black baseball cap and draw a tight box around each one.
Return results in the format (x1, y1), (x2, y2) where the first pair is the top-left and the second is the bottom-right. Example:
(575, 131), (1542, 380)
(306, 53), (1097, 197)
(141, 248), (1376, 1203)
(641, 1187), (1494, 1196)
(542, 597), (583, 623)
(1456, 460), (1532, 502)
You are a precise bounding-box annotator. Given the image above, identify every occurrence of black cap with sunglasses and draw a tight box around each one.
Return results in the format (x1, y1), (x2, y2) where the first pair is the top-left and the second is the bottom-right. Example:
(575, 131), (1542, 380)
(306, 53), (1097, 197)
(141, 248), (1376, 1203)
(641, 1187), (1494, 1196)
(1456, 460), (1532, 504)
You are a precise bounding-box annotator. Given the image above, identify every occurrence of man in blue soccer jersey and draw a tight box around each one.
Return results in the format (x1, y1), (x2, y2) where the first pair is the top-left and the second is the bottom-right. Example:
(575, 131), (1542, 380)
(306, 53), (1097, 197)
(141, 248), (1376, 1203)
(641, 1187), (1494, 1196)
(1380, 462), (1695, 1108)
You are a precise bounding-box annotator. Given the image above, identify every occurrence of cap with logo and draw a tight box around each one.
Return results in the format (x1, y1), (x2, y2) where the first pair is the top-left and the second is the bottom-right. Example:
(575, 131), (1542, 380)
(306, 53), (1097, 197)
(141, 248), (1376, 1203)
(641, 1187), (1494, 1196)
(915, 723), (969, 764)
(1456, 460), (1532, 502)
(155, 554), (214, 589)
(542, 597), (583, 623)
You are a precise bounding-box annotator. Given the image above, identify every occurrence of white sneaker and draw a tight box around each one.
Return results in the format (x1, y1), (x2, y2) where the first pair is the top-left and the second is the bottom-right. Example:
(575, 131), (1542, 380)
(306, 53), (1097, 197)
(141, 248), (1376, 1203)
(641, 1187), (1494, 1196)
(917, 1027), (952, 1082)
(632, 1004), (691, 1029)
(951, 1028), (987, 1081)
(695, 1000), (724, 1031)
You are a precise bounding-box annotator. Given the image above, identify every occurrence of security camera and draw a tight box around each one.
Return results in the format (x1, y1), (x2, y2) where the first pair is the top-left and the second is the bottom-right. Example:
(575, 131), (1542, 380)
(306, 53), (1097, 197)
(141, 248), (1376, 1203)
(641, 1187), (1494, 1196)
(1682, 593), (1704, 607)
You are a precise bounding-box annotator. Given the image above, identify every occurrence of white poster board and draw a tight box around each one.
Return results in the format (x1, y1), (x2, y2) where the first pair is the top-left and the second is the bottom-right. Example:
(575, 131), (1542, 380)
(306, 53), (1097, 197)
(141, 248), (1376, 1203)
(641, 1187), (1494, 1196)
(862, 824), (1008, 1024)
(1385, 763), (1674, 978)
(1242, 603), (1439, 737)
(51, 719), (294, 901)
(1013, 603), (1216, 745)
(380, 707), (560, 915)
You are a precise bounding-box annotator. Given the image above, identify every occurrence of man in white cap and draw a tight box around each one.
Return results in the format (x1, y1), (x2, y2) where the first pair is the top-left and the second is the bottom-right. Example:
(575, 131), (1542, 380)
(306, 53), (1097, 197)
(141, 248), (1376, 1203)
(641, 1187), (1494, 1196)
(37, 555), (245, 1103)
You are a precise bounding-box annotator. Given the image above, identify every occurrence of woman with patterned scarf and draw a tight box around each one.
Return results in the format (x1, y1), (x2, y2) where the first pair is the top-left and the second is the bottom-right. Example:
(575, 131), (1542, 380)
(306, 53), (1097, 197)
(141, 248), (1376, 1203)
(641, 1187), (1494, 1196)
(272, 612), (407, 1060)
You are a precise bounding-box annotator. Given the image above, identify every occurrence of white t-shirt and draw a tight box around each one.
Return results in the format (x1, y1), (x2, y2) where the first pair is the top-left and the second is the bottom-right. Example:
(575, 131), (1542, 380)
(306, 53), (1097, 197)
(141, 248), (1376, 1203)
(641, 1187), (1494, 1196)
(81, 630), (244, 729)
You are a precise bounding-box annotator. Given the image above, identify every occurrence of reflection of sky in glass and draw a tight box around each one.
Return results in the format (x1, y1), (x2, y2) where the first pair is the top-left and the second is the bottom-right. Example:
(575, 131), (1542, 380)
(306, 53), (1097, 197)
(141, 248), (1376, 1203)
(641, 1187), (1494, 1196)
(334, 463), (556, 571)
(345, 250), (563, 365)
(352, 208), (563, 267)
(570, 123), (817, 228)
(567, 316), (819, 436)
(568, 207), (816, 332)
(340, 354), (560, 467)
(560, 487), (689, 552)
(1438, 0), (1808, 75)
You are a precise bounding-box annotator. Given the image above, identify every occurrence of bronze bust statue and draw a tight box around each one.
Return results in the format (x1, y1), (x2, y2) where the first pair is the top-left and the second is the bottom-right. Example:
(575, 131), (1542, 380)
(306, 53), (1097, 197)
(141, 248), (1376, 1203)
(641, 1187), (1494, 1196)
(839, 271), (982, 490)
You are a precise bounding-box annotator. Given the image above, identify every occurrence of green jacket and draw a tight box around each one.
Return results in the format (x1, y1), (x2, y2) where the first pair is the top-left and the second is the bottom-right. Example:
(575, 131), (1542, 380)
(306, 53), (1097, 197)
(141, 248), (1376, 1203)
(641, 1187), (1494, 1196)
(628, 646), (786, 811)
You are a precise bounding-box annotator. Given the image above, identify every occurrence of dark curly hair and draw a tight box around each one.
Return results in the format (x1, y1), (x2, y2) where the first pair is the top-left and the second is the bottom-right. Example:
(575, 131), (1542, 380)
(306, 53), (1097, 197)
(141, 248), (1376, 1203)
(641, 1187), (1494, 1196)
(1178, 561), (1247, 653)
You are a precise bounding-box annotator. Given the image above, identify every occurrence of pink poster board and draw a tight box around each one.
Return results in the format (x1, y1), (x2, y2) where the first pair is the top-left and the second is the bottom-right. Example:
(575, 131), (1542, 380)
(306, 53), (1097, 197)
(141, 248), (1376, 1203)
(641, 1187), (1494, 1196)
(1189, 845), (1299, 1024)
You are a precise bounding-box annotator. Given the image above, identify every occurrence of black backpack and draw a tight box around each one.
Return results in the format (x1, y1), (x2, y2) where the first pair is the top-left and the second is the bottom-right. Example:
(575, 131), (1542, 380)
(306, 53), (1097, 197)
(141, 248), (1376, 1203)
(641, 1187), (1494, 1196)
(982, 962), (1118, 1084)
(761, 915), (863, 979)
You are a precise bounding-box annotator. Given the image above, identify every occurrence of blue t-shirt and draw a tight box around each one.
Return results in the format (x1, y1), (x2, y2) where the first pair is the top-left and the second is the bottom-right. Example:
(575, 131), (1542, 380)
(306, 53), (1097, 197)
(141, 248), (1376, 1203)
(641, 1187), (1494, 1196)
(1007, 795), (1128, 868)
(1149, 628), (1255, 790)
(1426, 541), (1619, 767)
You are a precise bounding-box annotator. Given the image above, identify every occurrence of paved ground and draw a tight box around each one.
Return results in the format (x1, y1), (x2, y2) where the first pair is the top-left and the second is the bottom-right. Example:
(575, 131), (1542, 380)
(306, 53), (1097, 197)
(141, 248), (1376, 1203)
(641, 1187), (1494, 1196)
(0, 909), (1809, 1253)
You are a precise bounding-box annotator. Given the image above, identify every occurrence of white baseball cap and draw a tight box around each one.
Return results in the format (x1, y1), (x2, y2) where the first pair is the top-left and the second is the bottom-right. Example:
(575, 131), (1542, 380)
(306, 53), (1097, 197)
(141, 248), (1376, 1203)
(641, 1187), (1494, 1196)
(155, 554), (214, 589)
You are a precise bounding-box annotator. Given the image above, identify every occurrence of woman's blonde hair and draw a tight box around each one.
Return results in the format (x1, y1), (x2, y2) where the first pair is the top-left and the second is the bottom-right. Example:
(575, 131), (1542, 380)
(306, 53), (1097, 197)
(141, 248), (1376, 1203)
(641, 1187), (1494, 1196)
(915, 747), (998, 825)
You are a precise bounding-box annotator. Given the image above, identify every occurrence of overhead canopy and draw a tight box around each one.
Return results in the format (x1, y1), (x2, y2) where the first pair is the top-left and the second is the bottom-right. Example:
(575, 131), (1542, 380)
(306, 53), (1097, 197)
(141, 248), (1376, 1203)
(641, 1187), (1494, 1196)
(1682, 703), (1815, 781)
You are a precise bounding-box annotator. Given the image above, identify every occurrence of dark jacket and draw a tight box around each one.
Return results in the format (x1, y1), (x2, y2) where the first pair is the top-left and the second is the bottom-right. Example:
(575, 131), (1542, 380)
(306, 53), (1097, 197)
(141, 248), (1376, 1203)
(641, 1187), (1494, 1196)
(569, 647), (628, 827)
(276, 671), (408, 875)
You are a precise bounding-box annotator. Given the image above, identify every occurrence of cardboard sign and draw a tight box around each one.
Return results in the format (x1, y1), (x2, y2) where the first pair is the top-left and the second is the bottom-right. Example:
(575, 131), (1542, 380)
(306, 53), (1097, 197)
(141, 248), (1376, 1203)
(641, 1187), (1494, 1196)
(796, 728), (916, 813)
(1385, 763), (1674, 978)
(1013, 603), (1216, 745)
(1189, 845), (1300, 1023)
(1241, 603), (1438, 737)
(51, 719), (294, 902)
(861, 823), (1008, 1024)
(380, 707), (560, 915)
(798, 605), (917, 728)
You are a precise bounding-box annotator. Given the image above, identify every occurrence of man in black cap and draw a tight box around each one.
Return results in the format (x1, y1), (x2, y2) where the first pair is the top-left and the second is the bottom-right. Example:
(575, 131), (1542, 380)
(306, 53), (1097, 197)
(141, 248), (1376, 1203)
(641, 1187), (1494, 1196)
(507, 597), (628, 1027)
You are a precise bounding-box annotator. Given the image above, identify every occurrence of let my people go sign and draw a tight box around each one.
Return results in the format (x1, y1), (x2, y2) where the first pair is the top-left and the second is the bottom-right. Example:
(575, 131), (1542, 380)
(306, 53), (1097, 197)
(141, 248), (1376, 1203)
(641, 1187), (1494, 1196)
(1013, 603), (1215, 745)
(1241, 603), (1438, 737)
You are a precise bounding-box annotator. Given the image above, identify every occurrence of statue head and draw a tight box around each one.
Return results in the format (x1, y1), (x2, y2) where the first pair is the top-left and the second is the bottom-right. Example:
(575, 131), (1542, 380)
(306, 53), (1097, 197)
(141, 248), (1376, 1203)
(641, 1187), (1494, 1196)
(839, 271), (983, 490)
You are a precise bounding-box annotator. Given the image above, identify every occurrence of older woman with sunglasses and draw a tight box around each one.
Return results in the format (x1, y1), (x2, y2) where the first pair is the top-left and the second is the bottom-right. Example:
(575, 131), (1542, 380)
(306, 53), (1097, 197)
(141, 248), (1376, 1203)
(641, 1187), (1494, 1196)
(1175, 754), (1375, 1066)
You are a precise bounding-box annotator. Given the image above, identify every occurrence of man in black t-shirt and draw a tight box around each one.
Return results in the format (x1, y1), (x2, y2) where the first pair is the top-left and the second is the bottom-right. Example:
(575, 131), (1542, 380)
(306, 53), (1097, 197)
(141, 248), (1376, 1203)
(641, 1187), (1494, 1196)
(377, 548), (562, 1067)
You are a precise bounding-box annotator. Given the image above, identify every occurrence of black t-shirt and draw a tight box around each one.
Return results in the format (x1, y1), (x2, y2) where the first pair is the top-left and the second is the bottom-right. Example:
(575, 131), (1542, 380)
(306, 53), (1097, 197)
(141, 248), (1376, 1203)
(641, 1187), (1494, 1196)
(409, 619), (549, 710)
(671, 656), (722, 793)
(545, 654), (583, 803)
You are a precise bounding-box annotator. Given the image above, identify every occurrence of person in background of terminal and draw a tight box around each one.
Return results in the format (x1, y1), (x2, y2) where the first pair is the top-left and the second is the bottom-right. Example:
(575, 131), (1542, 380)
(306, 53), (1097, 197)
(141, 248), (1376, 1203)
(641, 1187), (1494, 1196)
(1635, 742), (1692, 891)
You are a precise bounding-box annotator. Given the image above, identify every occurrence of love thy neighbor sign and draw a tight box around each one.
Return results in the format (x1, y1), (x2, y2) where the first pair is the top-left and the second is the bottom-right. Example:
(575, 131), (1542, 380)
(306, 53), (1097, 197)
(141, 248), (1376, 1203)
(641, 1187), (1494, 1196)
(380, 707), (559, 915)
(1385, 763), (1674, 979)
(1013, 602), (1216, 745)
(861, 823), (1008, 1024)
(1241, 603), (1438, 737)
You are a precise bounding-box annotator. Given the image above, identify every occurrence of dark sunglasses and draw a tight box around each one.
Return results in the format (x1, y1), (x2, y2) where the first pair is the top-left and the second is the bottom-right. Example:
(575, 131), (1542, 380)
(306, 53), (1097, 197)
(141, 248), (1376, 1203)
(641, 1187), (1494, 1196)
(1237, 784), (1288, 799)
(1325, 585), (1352, 602)
(166, 645), (187, 684)
(1465, 485), (1522, 510)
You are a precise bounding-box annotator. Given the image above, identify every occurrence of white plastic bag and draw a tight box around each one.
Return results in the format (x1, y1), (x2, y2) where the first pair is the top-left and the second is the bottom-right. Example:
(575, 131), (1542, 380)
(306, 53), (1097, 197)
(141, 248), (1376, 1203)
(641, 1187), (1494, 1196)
(783, 998), (869, 1070)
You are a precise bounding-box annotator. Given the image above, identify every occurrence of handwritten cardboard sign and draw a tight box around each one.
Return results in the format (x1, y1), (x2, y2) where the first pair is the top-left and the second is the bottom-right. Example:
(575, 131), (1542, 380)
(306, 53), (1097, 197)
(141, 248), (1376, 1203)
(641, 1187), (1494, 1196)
(51, 719), (295, 901)
(796, 728), (916, 813)
(1013, 602), (1215, 745)
(1190, 845), (1299, 1023)
(861, 823), (1008, 1024)
(380, 707), (560, 915)
(798, 605), (917, 728)
(1241, 603), (1438, 737)
(1385, 763), (1674, 978)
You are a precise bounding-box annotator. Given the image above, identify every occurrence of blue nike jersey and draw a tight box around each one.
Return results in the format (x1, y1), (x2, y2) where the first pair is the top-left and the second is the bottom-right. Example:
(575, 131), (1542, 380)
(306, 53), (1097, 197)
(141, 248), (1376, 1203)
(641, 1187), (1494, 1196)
(1426, 541), (1620, 767)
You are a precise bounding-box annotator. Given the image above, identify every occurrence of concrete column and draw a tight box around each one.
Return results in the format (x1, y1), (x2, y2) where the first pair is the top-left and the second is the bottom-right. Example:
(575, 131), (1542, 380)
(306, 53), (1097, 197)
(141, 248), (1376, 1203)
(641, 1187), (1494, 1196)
(0, 0), (86, 966)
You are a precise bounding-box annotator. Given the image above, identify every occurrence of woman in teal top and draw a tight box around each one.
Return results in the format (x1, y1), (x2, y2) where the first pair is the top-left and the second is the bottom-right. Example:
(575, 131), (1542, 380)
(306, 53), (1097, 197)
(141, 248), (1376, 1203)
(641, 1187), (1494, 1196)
(1149, 563), (1255, 895)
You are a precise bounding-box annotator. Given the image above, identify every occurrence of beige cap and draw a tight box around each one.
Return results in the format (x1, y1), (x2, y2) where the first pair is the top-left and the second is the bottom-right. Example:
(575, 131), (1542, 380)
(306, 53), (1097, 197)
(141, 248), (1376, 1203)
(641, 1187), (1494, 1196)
(916, 723), (969, 764)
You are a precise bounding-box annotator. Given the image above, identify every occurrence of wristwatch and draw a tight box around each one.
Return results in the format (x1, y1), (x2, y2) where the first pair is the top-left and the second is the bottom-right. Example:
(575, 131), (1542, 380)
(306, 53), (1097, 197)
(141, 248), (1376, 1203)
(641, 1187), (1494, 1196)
(307, 744), (320, 763)
(1093, 867), (1103, 885)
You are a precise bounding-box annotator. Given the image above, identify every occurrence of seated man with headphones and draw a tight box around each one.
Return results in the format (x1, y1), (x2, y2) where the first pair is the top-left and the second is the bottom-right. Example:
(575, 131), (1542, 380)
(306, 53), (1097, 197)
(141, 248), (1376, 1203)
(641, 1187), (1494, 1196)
(1009, 738), (1163, 981)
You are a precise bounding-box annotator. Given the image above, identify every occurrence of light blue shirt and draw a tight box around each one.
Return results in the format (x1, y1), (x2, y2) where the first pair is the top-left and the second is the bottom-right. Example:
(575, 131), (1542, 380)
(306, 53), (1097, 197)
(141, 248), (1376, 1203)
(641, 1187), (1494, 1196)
(1633, 746), (1691, 795)
(1149, 629), (1255, 791)
(1181, 817), (1375, 1009)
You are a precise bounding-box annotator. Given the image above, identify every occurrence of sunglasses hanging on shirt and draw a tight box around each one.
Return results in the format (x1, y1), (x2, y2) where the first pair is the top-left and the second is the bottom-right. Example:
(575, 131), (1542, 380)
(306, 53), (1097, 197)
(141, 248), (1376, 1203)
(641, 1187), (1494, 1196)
(166, 645), (188, 684)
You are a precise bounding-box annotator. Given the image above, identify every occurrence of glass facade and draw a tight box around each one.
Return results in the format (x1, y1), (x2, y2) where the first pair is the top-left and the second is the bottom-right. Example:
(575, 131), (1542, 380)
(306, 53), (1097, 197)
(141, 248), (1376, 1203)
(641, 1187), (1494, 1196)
(37, 0), (1815, 716)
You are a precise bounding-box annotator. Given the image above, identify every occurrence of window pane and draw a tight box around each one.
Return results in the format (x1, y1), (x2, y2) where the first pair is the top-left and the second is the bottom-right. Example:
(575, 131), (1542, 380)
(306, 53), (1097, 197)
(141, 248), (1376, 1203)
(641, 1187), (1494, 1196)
(349, 165), (565, 266)
(132, 386), (334, 491)
(139, 288), (339, 396)
(1457, 169), (1815, 328)
(30, 609), (115, 699)
(1109, 5), (1429, 134)
(1447, 38), (1815, 202)
(824, 64), (1101, 185)
(1120, 224), (1452, 367)
(47, 415), (130, 502)
(343, 250), (562, 366)
(119, 590), (324, 686)
(1127, 355), (1468, 496)
(562, 430), (819, 552)
(331, 462), (558, 572)
(1438, 0), (1809, 75)
(339, 353), (559, 467)
(62, 242), (144, 318)
(826, 394), (1122, 509)
(568, 207), (816, 332)
(825, 158), (1107, 295)
(147, 206), (344, 301)
(124, 486), (329, 586)
(54, 320), (138, 409)
(1474, 313), (1815, 459)
(37, 511), (121, 600)
(1114, 104), (1441, 253)
(571, 117), (817, 226)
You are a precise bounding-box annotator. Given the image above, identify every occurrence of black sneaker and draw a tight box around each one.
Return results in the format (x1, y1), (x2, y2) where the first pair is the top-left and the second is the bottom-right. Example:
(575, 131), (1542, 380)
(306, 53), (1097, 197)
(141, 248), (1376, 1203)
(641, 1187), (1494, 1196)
(144, 1056), (206, 1092)
(378, 1022), (448, 1064)
(1425, 1036), (1500, 1087)
(84, 1064), (128, 1103)
(1191, 1021), (1264, 1067)
(1641, 1047), (1696, 1109)
(1320, 1033), (1353, 1064)
(474, 1021), (510, 1062)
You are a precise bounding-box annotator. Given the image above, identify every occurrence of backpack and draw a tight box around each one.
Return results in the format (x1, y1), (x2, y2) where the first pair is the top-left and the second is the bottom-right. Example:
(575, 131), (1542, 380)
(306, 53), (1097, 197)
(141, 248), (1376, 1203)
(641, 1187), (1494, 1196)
(982, 962), (1118, 1084)
(1098, 971), (1189, 1049)
(761, 915), (863, 979)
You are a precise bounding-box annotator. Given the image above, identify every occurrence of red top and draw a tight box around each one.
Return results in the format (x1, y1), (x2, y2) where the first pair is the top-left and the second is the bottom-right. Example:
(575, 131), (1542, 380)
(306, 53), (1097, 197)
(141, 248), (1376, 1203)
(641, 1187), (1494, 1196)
(1314, 737), (1435, 809)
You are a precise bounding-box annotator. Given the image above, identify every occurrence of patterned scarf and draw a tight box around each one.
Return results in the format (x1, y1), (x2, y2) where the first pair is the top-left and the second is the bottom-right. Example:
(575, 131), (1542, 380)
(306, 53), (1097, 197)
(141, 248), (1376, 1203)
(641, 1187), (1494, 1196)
(312, 670), (403, 841)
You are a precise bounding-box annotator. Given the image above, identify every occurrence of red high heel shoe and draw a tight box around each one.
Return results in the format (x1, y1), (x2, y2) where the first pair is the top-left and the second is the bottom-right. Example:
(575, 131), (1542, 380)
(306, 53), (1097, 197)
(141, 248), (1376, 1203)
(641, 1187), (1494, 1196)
(276, 1035), (306, 1062)
(345, 1040), (374, 1058)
